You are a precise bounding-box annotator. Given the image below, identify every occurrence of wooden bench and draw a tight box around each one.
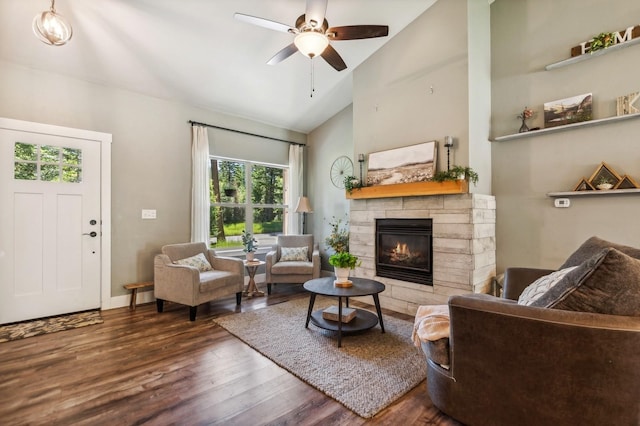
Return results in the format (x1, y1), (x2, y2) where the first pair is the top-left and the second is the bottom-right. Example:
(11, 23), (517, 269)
(123, 281), (154, 310)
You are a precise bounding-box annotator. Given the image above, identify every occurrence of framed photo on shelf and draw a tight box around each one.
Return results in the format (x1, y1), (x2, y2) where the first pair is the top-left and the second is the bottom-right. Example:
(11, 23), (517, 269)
(544, 93), (593, 128)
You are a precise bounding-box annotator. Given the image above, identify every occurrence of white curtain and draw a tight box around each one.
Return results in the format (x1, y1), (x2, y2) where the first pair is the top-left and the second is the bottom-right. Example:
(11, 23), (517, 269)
(288, 144), (304, 234)
(191, 125), (210, 245)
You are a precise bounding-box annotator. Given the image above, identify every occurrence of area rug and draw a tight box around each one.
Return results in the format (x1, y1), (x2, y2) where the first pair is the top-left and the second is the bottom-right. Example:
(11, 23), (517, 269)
(213, 297), (426, 418)
(0, 310), (103, 343)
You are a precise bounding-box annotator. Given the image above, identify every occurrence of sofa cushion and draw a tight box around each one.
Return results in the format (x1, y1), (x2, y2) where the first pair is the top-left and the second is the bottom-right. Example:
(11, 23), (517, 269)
(559, 236), (640, 269)
(280, 246), (308, 262)
(517, 266), (577, 306)
(532, 248), (640, 316)
(271, 260), (312, 275)
(174, 252), (213, 272)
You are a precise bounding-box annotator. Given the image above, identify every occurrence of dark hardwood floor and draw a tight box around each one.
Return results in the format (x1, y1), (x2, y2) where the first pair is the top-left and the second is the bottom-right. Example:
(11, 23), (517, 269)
(0, 284), (460, 425)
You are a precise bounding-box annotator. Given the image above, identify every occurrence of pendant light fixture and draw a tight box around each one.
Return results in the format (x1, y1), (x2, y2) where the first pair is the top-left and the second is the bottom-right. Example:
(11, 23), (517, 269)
(33, 0), (73, 46)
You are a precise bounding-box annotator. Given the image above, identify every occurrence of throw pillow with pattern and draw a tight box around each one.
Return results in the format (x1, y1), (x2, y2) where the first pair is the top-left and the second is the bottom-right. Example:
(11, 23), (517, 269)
(174, 252), (213, 272)
(517, 266), (578, 306)
(280, 246), (309, 262)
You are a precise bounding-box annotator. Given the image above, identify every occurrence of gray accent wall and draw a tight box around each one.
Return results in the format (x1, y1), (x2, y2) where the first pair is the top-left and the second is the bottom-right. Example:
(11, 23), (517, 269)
(491, 0), (640, 271)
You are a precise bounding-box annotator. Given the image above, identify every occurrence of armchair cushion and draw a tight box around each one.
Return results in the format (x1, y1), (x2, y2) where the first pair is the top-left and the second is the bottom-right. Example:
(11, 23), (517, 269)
(532, 248), (640, 316)
(280, 246), (308, 262)
(174, 252), (213, 272)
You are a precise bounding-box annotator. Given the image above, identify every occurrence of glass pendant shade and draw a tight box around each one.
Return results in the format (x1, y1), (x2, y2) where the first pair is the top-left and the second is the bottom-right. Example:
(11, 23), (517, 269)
(294, 31), (329, 58)
(33, 1), (73, 46)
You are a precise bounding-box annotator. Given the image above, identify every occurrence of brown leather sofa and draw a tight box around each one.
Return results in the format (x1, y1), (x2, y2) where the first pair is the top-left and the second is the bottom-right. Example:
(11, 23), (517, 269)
(424, 266), (640, 426)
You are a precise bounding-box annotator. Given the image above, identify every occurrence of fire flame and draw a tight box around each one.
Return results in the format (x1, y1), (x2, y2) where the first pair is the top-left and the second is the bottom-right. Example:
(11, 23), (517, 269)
(394, 242), (410, 256)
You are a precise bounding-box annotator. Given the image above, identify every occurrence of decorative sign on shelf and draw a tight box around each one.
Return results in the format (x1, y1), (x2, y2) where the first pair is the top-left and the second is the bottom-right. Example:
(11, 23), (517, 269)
(617, 92), (640, 116)
(571, 25), (640, 57)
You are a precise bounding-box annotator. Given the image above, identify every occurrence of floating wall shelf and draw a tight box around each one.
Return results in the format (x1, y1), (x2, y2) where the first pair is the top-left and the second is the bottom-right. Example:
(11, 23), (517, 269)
(547, 188), (640, 198)
(492, 113), (640, 142)
(345, 180), (468, 200)
(545, 37), (640, 70)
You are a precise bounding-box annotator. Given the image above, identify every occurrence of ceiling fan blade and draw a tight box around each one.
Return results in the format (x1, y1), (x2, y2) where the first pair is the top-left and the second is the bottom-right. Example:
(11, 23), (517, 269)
(234, 13), (297, 34)
(267, 43), (299, 65)
(327, 25), (389, 40)
(305, 0), (328, 29)
(320, 44), (347, 71)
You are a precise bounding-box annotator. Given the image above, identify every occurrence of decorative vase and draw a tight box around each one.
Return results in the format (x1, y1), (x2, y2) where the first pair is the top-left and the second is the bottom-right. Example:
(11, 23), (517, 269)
(519, 118), (529, 133)
(334, 267), (350, 283)
(246, 252), (255, 261)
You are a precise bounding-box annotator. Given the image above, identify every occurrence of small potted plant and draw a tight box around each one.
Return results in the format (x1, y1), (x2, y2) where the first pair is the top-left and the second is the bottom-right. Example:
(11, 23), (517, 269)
(242, 229), (258, 261)
(328, 252), (361, 284)
(595, 176), (614, 190)
(325, 215), (349, 254)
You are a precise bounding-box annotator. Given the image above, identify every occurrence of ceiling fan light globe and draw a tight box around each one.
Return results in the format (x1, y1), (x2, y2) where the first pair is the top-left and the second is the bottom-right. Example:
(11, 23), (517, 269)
(32, 8), (73, 46)
(294, 31), (329, 58)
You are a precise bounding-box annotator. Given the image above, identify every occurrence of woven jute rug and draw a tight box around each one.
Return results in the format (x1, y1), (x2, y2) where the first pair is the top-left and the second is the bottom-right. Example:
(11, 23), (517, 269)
(213, 296), (426, 418)
(0, 310), (103, 343)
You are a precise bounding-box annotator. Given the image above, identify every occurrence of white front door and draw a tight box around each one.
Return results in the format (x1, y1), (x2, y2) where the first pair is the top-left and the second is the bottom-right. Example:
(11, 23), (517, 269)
(0, 124), (103, 324)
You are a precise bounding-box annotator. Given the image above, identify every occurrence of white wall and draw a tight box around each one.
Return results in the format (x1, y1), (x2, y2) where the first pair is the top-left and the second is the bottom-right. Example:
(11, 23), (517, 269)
(306, 104), (354, 270)
(0, 60), (306, 299)
(491, 0), (640, 270)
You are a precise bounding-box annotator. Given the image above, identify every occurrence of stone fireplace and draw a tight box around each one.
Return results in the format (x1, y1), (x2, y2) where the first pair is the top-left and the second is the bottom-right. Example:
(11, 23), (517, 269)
(349, 193), (496, 315)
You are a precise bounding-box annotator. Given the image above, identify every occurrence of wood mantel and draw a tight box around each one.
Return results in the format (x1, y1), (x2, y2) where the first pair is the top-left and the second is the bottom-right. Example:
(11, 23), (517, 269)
(345, 180), (468, 199)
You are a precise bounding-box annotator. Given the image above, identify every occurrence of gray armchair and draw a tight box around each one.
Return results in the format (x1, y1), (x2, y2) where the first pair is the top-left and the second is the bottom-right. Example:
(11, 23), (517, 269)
(154, 242), (244, 321)
(265, 234), (320, 294)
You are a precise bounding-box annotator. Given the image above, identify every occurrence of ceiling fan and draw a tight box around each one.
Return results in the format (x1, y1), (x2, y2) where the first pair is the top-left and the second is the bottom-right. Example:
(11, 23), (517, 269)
(234, 0), (389, 72)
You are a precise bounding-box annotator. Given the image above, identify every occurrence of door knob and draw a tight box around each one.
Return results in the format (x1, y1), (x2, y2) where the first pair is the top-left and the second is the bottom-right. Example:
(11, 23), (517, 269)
(83, 231), (98, 237)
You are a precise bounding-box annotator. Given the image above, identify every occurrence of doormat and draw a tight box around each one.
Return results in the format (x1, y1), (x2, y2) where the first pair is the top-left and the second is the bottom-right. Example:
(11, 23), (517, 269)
(0, 310), (103, 343)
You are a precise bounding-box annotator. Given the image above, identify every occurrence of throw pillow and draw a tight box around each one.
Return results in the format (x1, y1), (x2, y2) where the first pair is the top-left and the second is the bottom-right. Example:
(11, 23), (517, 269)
(280, 246), (308, 262)
(559, 236), (640, 269)
(517, 266), (578, 306)
(531, 248), (640, 316)
(174, 252), (213, 272)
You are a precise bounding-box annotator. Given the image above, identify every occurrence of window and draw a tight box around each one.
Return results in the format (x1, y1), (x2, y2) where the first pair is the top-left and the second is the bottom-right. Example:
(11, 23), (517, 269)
(14, 142), (82, 183)
(210, 157), (287, 251)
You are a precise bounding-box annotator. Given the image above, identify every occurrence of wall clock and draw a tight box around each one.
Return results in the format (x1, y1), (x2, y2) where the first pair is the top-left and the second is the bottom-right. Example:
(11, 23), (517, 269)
(330, 156), (354, 189)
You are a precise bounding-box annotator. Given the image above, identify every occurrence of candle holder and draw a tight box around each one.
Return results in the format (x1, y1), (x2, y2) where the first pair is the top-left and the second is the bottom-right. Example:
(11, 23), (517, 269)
(444, 136), (454, 171)
(358, 154), (365, 185)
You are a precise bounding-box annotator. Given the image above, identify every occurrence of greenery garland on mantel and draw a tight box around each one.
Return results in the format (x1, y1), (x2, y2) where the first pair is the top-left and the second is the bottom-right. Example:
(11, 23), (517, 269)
(343, 166), (478, 194)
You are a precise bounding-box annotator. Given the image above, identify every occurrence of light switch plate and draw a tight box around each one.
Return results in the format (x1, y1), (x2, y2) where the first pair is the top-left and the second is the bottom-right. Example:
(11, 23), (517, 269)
(142, 209), (157, 219)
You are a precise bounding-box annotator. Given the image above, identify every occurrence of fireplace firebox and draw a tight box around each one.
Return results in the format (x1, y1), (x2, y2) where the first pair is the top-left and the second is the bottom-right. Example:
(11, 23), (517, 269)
(375, 218), (433, 285)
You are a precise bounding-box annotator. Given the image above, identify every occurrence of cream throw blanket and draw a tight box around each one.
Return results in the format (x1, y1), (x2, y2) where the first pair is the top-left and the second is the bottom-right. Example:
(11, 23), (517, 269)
(412, 304), (450, 347)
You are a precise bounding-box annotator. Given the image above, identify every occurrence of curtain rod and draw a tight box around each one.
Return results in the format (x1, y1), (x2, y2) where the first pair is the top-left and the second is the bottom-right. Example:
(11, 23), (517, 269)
(188, 120), (305, 146)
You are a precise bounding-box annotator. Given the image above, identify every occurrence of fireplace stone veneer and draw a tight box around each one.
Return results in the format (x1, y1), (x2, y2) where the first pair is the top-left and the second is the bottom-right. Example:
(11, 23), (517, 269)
(348, 193), (496, 316)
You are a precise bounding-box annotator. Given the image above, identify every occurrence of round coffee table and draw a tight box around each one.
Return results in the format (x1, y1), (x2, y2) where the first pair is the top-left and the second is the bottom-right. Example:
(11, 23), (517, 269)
(303, 277), (386, 347)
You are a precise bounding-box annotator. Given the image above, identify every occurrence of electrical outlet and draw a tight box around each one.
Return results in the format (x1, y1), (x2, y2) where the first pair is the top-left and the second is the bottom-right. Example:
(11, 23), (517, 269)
(141, 209), (157, 219)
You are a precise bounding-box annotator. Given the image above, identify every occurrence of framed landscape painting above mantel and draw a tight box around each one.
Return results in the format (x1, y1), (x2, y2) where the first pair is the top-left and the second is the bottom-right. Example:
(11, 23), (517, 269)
(366, 141), (437, 186)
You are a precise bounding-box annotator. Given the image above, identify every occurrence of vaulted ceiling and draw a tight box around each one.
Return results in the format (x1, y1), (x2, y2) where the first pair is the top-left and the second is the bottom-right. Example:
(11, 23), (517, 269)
(0, 0), (436, 133)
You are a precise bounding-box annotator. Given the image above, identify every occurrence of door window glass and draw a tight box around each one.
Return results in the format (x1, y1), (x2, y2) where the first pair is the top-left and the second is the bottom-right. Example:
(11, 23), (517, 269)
(14, 142), (82, 183)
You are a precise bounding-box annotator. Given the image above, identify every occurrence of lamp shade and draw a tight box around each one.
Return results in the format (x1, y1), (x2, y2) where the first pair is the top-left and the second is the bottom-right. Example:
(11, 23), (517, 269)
(295, 196), (313, 213)
(33, 1), (73, 46)
(294, 31), (329, 58)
